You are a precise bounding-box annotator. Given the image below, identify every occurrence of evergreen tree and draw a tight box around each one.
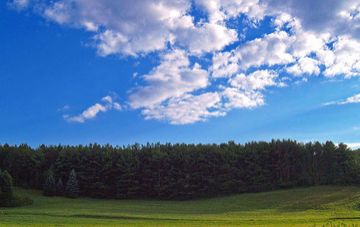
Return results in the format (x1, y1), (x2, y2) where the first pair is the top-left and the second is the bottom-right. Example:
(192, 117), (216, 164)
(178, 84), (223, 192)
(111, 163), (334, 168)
(43, 169), (56, 196)
(56, 178), (65, 196)
(1, 141), (360, 200)
(0, 170), (13, 194)
(0, 169), (14, 206)
(65, 169), (79, 198)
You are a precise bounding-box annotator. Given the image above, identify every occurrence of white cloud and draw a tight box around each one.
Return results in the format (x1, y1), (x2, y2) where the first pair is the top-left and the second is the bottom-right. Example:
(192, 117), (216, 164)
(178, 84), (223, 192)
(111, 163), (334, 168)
(222, 89), (264, 109)
(344, 142), (360, 150)
(64, 95), (121, 123)
(229, 70), (278, 91)
(36, 0), (239, 56)
(128, 50), (280, 124)
(287, 57), (320, 76)
(141, 92), (225, 124)
(211, 51), (239, 78)
(194, 0), (265, 23)
(175, 23), (238, 55)
(129, 49), (209, 108)
(8, 0), (30, 10)
(219, 70), (279, 110)
(13, 0), (360, 124)
(237, 31), (295, 69)
(323, 36), (360, 77)
(44, 1), (70, 24)
(266, 0), (360, 39)
(217, 24), (330, 73)
(340, 93), (360, 105)
(323, 93), (360, 106)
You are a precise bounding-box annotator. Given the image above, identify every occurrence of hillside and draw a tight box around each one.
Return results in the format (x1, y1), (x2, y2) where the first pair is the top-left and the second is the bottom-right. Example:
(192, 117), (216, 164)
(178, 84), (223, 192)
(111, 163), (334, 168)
(1, 186), (360, 226)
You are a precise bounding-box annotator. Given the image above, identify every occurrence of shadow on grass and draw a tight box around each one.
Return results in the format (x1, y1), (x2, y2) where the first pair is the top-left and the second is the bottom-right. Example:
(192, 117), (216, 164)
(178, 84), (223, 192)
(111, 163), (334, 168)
(3, 212), (218, 222)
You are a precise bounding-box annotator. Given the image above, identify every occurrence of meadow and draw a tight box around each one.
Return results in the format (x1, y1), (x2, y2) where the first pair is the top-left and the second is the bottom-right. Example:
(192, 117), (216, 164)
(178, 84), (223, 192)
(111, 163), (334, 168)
(1, 186), (360, 226)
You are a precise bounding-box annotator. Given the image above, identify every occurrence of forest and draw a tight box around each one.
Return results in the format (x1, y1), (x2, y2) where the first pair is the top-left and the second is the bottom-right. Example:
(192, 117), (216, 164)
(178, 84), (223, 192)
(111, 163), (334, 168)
(1, 140), (360, 200)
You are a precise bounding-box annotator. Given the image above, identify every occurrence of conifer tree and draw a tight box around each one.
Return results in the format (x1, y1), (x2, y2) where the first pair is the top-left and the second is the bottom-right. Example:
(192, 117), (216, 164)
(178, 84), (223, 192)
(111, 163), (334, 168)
(0, 169), (14, 206)
(0, 170), (13, 194)
(43, 169), (56, 196)
(65, 169), (79, 198)
(56, 178), (65, 196)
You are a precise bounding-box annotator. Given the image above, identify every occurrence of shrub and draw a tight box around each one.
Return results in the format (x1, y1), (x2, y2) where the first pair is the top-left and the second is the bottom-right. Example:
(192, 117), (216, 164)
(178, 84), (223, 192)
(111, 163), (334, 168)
(0, 194), (33, 207)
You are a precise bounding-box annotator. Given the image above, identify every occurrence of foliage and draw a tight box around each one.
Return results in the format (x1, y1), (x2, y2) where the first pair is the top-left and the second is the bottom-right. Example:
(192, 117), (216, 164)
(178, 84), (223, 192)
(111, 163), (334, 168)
(0, 140), (359, 199)
(0, 169), (32, 207)
(43, 169), (56, 196)
(56, 178), (64, 196)
(0, 194), (33, 207)
(65, 169), (79, 198)
(0, 169), (13, 194)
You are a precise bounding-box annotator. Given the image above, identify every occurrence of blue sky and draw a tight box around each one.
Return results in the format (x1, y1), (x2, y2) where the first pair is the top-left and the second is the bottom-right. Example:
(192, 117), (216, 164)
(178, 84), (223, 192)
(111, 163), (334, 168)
(1, 0), (360, 147)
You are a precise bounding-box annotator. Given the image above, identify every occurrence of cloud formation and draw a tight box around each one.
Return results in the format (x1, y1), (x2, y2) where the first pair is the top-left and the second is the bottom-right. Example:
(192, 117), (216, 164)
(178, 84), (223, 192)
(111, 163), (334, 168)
(64, 96), (121, 123)
(11, 0), (360, 124)
(324, 93), (360, 106)
(8, 0), (29, 9)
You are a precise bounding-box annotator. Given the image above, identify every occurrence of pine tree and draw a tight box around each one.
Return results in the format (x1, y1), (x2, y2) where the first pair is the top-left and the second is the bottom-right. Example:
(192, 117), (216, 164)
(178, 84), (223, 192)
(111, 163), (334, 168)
(56, 179), (65, 196)
(43, 169), (56, 196)
(65, 169), (79, 198)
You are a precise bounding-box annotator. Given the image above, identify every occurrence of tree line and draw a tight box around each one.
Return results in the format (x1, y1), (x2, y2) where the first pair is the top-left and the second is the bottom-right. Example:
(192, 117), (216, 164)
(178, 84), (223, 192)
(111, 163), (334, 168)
(0, 140), (359, 200)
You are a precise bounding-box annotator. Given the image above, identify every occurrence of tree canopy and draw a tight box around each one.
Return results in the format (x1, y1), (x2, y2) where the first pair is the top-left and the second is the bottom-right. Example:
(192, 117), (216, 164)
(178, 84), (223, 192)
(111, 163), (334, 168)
(0, 140), (359, 200)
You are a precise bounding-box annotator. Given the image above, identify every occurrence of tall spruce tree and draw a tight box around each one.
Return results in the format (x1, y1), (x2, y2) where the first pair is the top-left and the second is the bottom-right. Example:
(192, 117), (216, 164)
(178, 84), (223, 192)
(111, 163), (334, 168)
(65, 169), (79, 198)
(56, 178), (65, 196)
(43, 169), (56, 196)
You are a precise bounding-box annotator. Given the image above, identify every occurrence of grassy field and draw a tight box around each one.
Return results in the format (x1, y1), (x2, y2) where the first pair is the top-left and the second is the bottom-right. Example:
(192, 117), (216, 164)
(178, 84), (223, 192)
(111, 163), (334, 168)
(1, 186), (360, 226)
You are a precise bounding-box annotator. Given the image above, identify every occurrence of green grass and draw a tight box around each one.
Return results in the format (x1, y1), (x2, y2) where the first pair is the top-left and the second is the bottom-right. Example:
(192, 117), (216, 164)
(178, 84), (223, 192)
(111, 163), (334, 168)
(1, 186), (360, 226)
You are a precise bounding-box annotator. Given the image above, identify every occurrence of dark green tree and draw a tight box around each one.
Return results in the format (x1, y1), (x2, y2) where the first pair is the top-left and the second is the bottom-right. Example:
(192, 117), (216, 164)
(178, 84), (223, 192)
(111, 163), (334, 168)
(1, 141), (360, 200)
(0, 169), (14, 206)
(56, 178), (65, 196)
(65, 169), (79, 198)
(43, 169), (56, 196)
(0, 170), (13, 194)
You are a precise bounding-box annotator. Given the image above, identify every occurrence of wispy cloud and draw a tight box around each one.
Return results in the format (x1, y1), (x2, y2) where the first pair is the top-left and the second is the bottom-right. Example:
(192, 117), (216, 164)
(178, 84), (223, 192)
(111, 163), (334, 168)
(323, 93), (360, 106)
(64, 96), (121, 123)
(8, 0), (30, 10)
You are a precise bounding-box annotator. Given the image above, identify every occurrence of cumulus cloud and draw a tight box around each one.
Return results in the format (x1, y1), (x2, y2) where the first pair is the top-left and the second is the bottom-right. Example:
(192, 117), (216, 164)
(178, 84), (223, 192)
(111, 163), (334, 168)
(229, 70), (278, 91)
(64, 95), (121, 123)
(213, 25), (331, 74)
(141, 93), (225, 124)
(222, 89), (264, 109)
(287, 57), (320, 76)
(266, 0), (360, 39)
(220, 70), (280, 110)
(128, 49), (209, 108)
(194, 0), (265, 23)
(37, 0), (239, 56)
(323, 36), (360, 77)
(12, 0), (360, 124)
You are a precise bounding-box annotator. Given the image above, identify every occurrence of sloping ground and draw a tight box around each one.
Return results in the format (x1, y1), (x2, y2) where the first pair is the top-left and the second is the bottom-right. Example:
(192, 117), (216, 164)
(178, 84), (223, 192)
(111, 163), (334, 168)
(1, 186), (360, 226)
